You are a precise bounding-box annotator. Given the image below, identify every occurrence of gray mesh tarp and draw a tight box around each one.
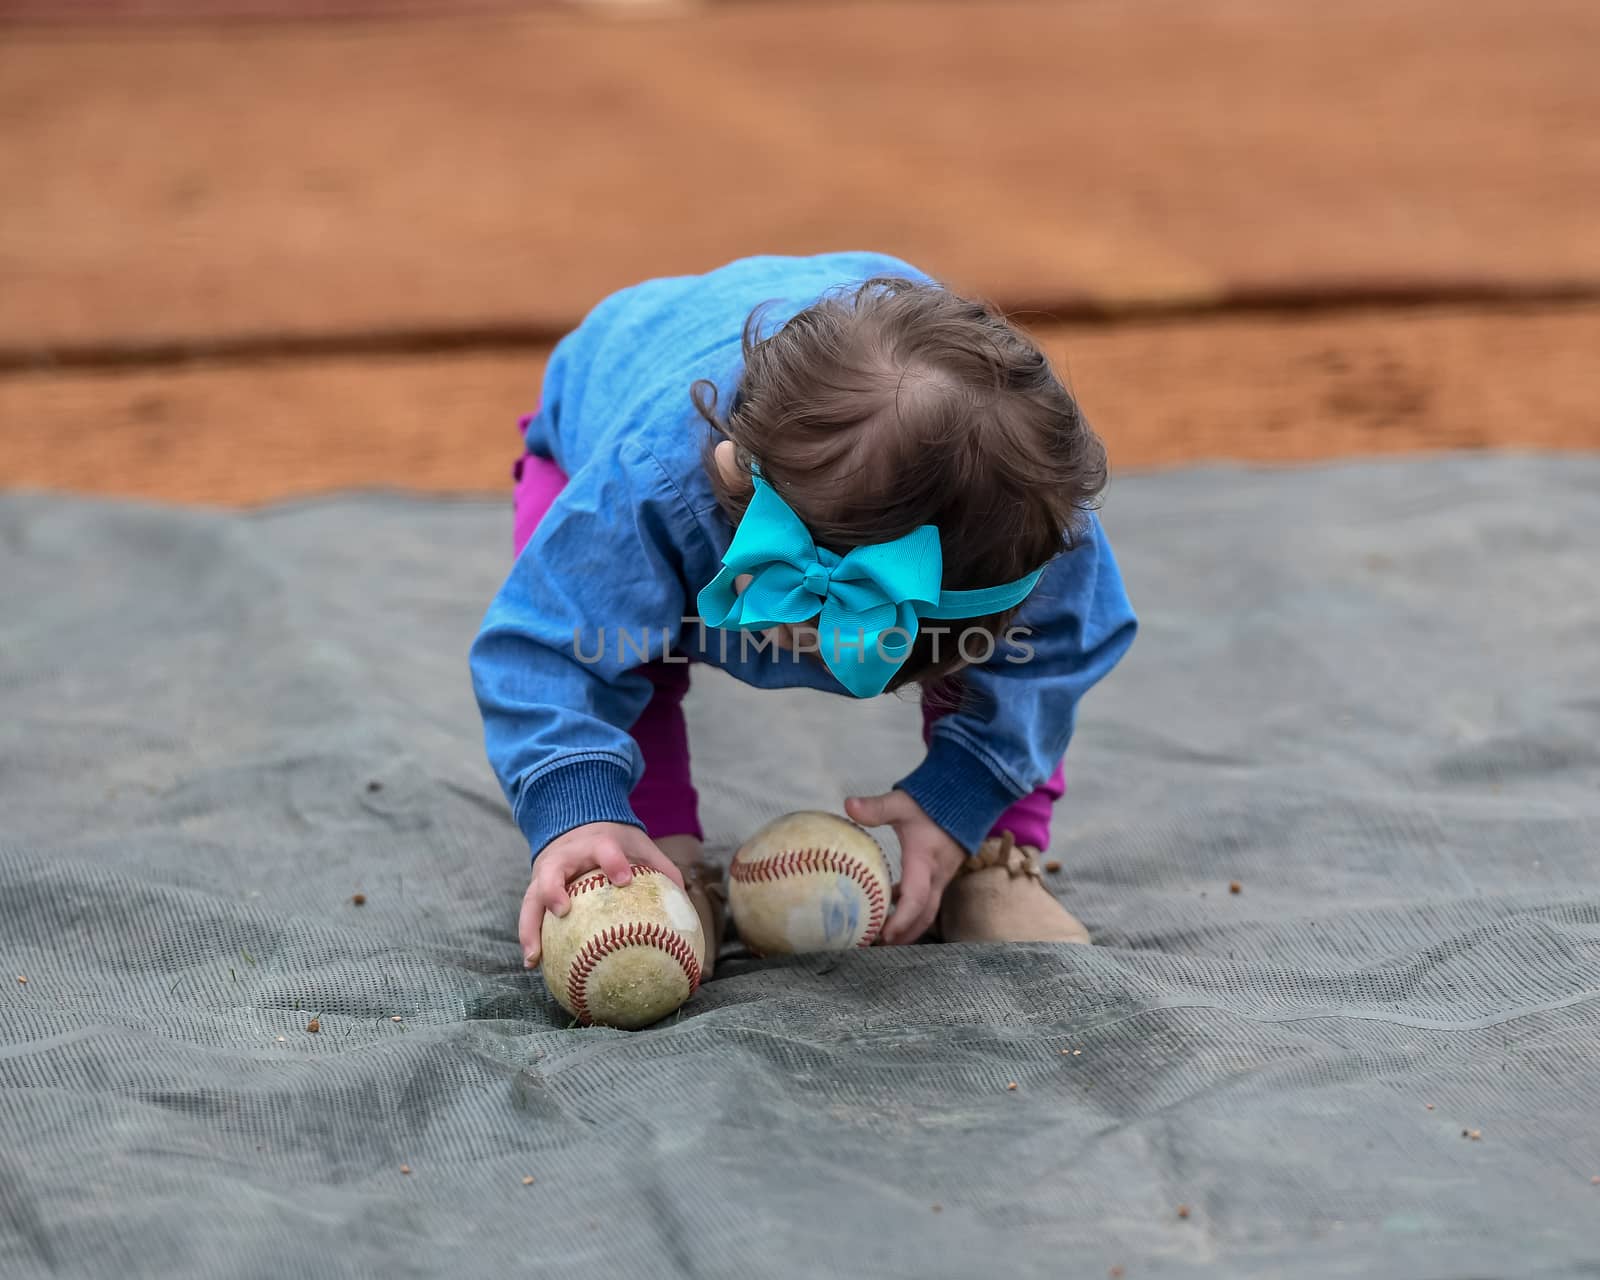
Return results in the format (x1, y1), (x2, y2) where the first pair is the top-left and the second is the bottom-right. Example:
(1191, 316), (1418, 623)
(3, 453), (1598, 1278)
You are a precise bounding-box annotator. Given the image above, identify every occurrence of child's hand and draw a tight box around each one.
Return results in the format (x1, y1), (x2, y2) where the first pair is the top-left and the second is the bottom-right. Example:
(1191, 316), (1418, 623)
(519, 822), (685, 968)
(845, 791), (966, 945)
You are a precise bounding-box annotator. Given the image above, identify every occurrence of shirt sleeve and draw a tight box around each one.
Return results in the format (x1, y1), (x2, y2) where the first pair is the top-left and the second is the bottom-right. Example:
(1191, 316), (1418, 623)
(469, 439), (694, 861)
(894, 512), (1138, 854)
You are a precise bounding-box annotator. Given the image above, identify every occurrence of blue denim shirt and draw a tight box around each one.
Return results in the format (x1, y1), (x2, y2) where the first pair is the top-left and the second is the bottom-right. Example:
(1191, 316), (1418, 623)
(470, 253), (1137, 860)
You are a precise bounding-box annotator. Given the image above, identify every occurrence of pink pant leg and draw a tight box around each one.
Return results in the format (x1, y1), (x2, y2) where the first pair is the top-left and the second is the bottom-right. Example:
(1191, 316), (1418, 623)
(512, 431), (703, 841)
(627, 662), (703, 841)
(511, 448), (567, 558)
(920, 693), (1064, 851)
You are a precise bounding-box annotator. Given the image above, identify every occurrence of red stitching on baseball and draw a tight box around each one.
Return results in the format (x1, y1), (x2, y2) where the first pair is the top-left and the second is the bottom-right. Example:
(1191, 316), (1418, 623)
(731, 846), (888, 947)
(567, 864), (665, 897)
(565, 920), (701, 1026)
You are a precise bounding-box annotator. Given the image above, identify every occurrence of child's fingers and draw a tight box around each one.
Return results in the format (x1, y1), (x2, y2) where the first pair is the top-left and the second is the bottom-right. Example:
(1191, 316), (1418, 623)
(883, 862), (932, 945)
(594, 843), (635, 887)
(634, 843), (686, 889)
(845, 791), (913, 830)
(843, 794), (879, 826)
(538, 860), (574, 919)
(902, 897), (938, 945)
(518, 882), (545, 968)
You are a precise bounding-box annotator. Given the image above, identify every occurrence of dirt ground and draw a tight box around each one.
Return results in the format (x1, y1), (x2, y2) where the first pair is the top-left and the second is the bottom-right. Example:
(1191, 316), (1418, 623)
(2, 0), (1597, 504)
(3, 0), (1597, 351)
(6, 303), (1596, 506)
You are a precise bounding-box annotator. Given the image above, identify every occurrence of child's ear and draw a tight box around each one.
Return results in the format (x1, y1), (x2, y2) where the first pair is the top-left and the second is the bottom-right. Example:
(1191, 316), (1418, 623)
(713, 439), (743, 490)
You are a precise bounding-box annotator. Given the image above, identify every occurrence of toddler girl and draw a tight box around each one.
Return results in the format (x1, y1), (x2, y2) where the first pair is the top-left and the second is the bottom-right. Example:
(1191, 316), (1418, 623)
(470, 253), (1137, 975)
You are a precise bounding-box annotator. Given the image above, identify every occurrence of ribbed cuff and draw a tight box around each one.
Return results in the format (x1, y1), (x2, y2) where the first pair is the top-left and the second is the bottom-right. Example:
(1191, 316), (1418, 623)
(514, 757), (643, 861)
(895, 735), (1021, 855)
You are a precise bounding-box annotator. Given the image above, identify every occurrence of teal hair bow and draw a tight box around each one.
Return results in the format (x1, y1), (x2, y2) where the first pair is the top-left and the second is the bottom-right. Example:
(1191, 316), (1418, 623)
(696, 474), (1044, 697)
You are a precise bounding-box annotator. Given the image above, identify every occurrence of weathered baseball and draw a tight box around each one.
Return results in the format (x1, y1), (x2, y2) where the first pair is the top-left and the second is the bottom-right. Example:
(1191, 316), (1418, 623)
(540, 865), (706, 1029)
(729, 811), (892, 954)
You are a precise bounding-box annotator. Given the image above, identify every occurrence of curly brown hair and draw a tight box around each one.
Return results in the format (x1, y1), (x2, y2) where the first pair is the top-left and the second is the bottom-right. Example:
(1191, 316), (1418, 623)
(691, 276), (1107, 694)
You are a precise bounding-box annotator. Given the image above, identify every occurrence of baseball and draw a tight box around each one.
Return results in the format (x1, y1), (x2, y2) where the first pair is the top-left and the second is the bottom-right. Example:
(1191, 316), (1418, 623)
(729, 810), (893, 954)
(540, 865), (706, 1029)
